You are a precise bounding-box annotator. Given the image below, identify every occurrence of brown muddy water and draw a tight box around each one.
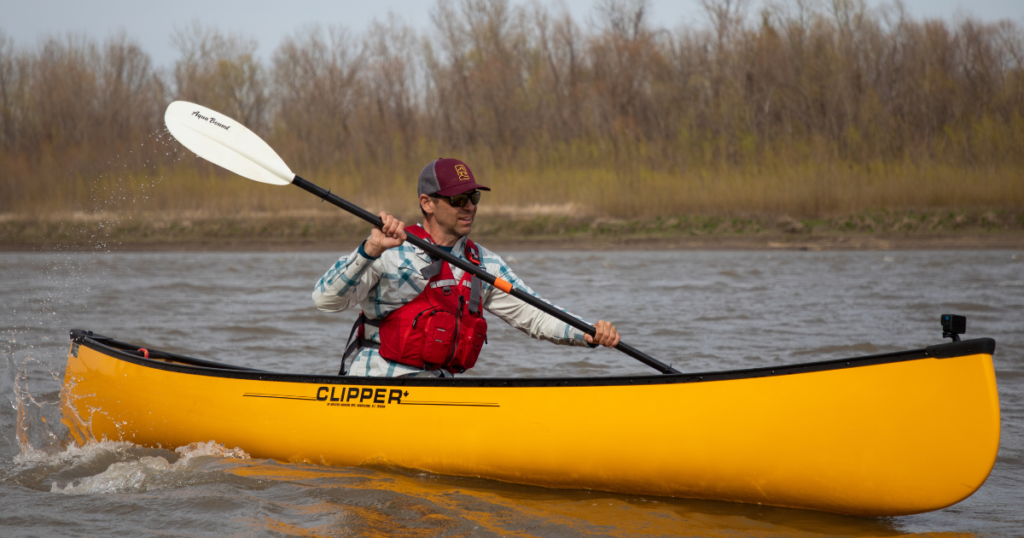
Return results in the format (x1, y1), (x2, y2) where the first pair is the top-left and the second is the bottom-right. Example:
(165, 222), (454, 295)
(1, 250), (1022, 537)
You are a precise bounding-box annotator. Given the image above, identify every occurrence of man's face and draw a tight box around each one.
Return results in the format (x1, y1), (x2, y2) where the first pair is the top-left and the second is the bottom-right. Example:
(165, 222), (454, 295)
(424, 192), (477, 238)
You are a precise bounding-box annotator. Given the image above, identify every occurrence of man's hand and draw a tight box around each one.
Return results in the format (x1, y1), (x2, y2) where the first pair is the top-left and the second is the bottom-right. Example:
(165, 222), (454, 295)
(364, 212), (407, 258)
(585, 320), (621, 348)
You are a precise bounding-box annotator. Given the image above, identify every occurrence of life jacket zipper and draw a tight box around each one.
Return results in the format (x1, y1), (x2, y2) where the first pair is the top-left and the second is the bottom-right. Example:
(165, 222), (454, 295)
(411, 308), (433, 329)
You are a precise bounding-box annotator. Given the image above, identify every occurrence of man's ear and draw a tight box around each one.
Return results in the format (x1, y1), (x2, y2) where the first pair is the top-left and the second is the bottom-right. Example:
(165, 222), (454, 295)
(419, 194), (434, 217)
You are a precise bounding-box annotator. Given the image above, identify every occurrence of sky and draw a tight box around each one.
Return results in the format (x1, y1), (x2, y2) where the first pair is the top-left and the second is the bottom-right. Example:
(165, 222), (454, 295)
(4, 0), (1024, 67)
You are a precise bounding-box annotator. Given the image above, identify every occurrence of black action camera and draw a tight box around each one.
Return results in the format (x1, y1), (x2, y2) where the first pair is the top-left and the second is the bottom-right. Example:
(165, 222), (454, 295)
(941, 314), (966, 342)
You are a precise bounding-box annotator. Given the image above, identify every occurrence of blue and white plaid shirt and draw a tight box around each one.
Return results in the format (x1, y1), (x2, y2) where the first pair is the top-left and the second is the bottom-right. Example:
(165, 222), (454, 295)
(313, 233), (592, 376)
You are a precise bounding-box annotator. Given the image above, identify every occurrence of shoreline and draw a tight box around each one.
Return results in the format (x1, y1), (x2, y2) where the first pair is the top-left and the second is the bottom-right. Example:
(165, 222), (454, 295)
(3, 233), (1021, 253)
(2, 211), (1022, 252)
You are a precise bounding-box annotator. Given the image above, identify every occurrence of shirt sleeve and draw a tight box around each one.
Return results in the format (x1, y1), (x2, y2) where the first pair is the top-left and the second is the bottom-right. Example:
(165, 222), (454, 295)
(312, 239), (382, 312)
(480, 254), (593, 347)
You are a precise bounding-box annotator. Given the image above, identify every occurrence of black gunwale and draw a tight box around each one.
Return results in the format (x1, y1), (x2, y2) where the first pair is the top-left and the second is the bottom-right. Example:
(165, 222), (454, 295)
(69, 329), (996, 388)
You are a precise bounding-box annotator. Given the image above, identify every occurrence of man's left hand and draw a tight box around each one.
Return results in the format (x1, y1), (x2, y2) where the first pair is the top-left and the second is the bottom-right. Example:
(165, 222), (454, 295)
(585, 320), (621, 348)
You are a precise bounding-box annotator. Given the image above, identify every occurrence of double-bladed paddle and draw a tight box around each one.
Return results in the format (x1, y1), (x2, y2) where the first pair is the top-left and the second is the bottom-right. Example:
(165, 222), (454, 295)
(163, 101), (680, 374)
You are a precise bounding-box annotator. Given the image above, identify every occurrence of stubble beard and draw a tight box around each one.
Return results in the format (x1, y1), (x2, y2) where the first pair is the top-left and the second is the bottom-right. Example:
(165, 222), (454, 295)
(451, 211), (474, 238)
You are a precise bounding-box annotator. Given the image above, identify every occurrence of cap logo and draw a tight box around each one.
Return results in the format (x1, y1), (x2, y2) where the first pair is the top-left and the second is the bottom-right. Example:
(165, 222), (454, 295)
(454, 164), (471, 181)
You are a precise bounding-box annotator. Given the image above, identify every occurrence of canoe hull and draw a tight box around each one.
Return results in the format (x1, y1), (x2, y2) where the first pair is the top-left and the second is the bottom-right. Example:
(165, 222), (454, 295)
(61, 334), (1000, 516)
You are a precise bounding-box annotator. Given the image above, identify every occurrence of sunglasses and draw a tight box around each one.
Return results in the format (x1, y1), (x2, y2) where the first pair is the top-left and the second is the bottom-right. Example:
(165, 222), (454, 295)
(433, 190), (481, 208)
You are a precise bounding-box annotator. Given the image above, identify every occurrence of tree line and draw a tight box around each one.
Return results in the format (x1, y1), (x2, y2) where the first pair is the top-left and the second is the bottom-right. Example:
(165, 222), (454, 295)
(1, 0), (1022, 216)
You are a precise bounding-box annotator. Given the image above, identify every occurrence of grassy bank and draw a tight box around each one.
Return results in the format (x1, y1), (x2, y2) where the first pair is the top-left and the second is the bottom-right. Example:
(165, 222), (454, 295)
(10, 155), (1024, 218)
(3, 208), (1022, 251)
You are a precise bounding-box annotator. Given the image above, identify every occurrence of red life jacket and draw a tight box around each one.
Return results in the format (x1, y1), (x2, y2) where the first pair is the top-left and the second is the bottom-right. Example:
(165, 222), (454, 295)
(342, 225), (488, 375)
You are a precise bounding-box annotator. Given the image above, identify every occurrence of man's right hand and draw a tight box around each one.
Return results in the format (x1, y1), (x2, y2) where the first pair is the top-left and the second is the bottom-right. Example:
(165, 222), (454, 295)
(364, 212), (407, 258)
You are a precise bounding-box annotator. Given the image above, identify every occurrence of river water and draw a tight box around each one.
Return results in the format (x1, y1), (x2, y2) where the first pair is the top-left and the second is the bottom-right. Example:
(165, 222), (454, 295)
(1, 249), (1021, 537)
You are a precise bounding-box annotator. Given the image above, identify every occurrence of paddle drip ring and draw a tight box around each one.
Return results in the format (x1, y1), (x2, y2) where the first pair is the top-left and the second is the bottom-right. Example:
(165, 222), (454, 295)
(320, 188), (331, 202)
(138, 348), (149, 358)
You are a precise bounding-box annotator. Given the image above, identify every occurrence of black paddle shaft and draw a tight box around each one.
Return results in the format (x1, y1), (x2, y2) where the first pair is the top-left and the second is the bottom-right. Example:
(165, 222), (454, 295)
(292, 175), (680, 375)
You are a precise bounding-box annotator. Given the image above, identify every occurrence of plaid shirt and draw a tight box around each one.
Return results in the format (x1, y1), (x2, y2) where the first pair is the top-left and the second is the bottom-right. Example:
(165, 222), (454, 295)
(313, 234), (592, 376)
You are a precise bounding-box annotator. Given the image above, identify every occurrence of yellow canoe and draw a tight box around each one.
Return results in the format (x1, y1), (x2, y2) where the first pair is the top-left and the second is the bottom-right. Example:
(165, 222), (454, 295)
(60, 329), (999, 517)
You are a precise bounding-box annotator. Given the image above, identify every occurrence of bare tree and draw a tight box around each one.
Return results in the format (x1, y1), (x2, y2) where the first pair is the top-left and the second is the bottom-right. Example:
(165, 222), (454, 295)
(362, 15), (422, 163)
(98, 32), (165, 145)
(594, 0), (649, 42)
(0, 30), (28, 151)
(700, 0), (752, 51)
(272, 25), (365, 169)
(171, 21), (268, 133)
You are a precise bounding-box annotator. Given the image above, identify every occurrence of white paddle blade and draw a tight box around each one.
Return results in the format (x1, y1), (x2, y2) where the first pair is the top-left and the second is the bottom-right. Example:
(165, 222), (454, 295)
(164, 101), (294, 186)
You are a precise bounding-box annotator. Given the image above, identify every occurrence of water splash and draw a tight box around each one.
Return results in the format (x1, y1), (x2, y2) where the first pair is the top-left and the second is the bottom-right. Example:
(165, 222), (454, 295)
(48, 439), (249, 495)
(175, 440), (250, 461)
(1, 342), (67, 462)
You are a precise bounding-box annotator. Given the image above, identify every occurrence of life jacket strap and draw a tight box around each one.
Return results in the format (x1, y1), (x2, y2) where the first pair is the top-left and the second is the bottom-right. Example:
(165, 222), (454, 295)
(469, 276), (482, 314)
(420, 260), (443, 279)
(462, 239), (483, 313)
(339, 312), (381, 375)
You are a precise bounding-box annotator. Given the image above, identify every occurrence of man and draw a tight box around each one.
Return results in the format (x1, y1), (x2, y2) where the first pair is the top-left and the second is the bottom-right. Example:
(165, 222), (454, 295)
(312, 158), (620, 377)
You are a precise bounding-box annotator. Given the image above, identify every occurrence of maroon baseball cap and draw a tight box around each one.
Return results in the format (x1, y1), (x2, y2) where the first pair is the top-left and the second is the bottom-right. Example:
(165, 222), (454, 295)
(418, 158), (490, 197)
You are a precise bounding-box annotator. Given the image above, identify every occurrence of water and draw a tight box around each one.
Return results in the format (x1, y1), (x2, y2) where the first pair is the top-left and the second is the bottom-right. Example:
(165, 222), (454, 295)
(1, 250), (1022, 537)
